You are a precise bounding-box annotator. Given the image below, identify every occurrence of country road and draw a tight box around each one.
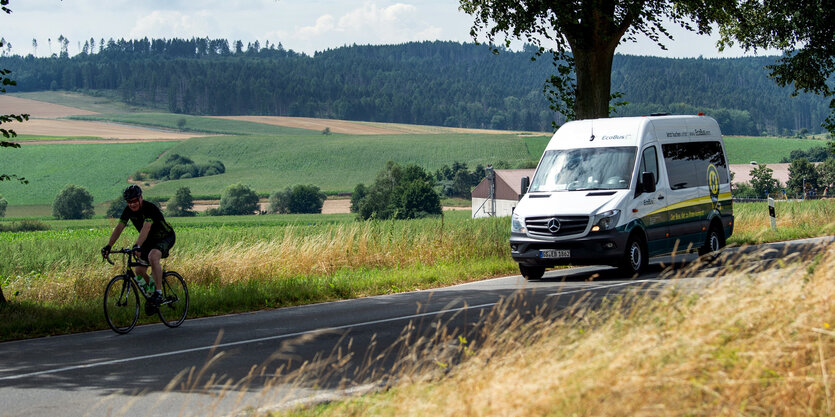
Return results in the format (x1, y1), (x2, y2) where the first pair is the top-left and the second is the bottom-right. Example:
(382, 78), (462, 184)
(0, 237), (831, 417)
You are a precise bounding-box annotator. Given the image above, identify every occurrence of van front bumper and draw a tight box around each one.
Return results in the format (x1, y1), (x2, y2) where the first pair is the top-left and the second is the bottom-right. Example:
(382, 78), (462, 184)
(509, 230), (629, 268)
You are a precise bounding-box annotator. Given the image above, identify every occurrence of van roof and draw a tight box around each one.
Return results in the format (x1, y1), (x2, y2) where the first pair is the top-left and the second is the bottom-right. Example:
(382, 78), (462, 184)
(545, 115), (722, 151)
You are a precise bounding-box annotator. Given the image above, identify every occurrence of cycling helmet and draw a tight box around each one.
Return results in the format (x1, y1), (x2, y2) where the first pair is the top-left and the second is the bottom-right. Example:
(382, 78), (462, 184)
(123, 184), (143, 201)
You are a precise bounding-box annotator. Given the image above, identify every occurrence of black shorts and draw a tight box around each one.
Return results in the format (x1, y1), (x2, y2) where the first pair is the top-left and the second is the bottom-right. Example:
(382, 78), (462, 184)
(139, 233), (176, 262)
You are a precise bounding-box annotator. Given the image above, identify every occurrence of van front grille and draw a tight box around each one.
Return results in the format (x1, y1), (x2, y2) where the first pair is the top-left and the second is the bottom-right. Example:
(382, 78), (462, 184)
(526, 216), (589, 237)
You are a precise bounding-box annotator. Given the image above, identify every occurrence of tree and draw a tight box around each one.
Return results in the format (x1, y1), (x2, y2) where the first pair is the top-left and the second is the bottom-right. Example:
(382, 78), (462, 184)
(818, 157), (835, 195)
(0, 194), (7, 217)
(269, 185), (327, 214)
(165, 187), (196, 217)
(786, 158), (819, 197)
(749, 164), (780, 198)
(460, 0), (737, 120)
(288, 184), (327, 214)
(719, 0), (835, 134)
(354, 161), (442, 220)
(52, 184), (95, 220)
(1, 3), (29, 185)
(218, 183), (259, 215)
(350, 183), (367, 213)
(106, 195), (127, 218)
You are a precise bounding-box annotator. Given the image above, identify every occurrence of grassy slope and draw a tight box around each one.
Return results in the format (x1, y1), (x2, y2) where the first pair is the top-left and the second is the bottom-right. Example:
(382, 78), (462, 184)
(0, 141), (176, 206)
(141, 133), (534, 197)
(722, 135), (825, 164)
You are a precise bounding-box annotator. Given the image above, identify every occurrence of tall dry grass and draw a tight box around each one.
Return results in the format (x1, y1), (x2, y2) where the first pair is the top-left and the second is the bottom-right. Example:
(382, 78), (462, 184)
(290, 242), (835, 417)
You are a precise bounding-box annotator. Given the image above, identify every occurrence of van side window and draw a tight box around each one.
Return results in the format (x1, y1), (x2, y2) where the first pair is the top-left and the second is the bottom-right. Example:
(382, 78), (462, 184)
(639, 146), (659, 185)
(662, 141), (729, 190)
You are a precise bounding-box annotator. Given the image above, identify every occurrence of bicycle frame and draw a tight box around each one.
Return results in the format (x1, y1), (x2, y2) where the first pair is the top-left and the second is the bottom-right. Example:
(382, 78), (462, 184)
(105, 248), (161, 302)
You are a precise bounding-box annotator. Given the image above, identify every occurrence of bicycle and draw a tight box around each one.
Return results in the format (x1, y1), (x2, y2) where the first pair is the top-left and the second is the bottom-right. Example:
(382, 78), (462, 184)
(102, 248), (189, 334)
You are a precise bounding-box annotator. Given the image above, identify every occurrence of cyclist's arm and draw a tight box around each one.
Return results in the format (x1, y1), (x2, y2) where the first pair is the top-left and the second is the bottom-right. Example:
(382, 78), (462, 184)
(106, 223), (126, 248)
(135, 220), (152, 248)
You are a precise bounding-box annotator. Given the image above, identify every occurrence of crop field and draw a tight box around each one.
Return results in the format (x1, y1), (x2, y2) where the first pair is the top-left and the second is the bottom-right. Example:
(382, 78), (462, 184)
(0, 141), (176, 206)
(722, 135), (826, 164)
(139, 133), (536, 198)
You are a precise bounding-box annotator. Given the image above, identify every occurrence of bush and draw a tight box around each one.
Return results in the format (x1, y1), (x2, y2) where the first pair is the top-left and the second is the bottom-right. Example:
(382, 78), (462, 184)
(140, 154), (225, 181)
(106, 197), (127, 218)
(268, 185), (326, 214)
(288, 185), (327, 214)
(0, 220), (49, 232)
(165, 187), (196, 217)
(218, 183), (260, 215)
(0, 195), (7, 217)
(268, 188), (291, 214)
(354, 161), (442, 220)
(52, 184), (95, 220)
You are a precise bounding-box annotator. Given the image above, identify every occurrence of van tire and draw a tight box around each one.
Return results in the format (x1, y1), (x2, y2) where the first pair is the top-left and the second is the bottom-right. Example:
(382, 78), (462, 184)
(519, 265), (545, 280)
(619, 234), (647, 277)
(699, 224), (725, 256)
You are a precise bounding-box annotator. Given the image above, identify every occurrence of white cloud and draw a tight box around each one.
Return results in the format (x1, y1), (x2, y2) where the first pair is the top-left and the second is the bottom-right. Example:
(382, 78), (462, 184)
(296, 14), (338, 40)
(129, 10), (214, 39)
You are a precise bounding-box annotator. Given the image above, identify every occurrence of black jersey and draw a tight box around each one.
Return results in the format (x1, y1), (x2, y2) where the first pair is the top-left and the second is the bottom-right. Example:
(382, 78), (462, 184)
(119, 201), (174, 241)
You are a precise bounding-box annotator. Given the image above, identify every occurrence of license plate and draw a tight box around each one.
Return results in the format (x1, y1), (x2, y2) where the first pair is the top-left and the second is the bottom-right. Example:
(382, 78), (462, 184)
(539, 249), (570, 259)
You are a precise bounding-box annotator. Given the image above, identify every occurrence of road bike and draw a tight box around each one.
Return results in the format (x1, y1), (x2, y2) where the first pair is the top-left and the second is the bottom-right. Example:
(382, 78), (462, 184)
(102, 248), (189, 334)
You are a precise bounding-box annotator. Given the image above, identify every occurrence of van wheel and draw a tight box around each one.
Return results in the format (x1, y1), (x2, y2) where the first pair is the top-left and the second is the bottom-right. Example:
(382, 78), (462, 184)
(698, 224), (725, 256)
(519, 265), (545, 280)
(619, 234), (647, 277)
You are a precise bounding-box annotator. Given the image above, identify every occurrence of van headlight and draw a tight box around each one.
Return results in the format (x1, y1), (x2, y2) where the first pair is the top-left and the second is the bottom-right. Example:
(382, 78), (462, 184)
(591, 209), (620, 232)
(511, 212), (526, 233)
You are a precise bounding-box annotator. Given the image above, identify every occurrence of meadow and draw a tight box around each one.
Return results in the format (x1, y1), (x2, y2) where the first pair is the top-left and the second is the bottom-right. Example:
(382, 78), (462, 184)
(284, 241), (835, 417)
(143, 133), (537, 197)
(1, 200), (834, 342)
(0, 141), (176, 206)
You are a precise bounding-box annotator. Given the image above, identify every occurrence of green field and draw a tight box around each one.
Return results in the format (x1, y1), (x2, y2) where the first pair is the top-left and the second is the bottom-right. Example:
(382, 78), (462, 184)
(2, 92), (832, 211)
(0, 141), (176, 206)
(722, 135), (827, 164)
(143, 133), (536, 197)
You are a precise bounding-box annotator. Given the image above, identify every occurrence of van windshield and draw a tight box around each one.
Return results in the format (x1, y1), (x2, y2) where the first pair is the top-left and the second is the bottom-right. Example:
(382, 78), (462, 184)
(530, 147), (637, 192)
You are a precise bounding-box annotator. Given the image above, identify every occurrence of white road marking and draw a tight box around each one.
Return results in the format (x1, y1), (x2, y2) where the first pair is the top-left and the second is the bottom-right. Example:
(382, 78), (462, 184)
(0, 279), (659, 381)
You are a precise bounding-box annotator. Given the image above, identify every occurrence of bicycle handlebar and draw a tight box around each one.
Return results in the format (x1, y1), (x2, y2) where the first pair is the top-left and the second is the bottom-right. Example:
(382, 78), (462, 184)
(103, 247), (136, 265)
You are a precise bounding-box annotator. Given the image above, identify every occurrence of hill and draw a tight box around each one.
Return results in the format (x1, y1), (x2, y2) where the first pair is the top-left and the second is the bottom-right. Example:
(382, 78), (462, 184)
(0, 40), (830, 136)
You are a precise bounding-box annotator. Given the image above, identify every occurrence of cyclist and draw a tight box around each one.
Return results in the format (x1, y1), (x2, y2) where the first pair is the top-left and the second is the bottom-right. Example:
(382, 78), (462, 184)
(102, 185), (176, 312)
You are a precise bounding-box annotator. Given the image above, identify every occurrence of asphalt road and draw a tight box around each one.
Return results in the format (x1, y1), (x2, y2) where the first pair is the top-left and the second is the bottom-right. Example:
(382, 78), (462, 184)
(0, 237), (831, 417)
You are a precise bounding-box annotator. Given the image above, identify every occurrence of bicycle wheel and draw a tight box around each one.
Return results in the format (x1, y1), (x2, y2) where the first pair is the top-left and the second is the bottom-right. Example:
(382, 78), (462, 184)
(103, 275), (140, 334)
(158, 271), (189, 328)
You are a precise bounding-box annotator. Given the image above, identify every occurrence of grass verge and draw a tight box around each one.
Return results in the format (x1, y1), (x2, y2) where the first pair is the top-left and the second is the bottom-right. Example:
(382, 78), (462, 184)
(280, 242), (835, 416)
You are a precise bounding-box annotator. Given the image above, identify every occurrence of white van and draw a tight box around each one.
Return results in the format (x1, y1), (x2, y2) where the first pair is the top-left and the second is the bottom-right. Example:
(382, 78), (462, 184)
(510, 114), (733, 279)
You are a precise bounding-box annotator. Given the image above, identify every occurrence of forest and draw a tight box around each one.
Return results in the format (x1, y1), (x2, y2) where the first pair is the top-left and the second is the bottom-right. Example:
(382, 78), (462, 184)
(0, 38), (830, 135)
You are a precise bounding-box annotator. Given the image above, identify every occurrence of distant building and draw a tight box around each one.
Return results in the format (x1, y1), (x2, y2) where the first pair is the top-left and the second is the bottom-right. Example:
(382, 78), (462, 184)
(472, 169), (535, 218)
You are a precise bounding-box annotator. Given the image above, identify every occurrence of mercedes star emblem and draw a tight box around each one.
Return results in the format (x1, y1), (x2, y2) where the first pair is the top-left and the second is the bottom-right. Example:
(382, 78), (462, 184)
(547, 217), (561, 234)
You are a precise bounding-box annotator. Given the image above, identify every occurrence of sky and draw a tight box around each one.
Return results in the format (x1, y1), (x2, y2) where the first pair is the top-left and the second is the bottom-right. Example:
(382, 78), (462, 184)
(0, 0), (776, 59)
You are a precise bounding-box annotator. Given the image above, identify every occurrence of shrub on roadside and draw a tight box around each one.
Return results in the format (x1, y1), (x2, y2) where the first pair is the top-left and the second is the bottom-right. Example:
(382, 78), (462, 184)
(0, 195), (7, 217)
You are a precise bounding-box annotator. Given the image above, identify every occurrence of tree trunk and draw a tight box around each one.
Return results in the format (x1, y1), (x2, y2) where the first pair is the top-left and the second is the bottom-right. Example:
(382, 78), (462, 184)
(0, 284), (6, 304)
(572, 44), (618, 120)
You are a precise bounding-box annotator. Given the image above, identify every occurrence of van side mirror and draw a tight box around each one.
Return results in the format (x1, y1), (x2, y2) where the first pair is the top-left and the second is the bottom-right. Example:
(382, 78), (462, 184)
(520, 176), (530, 199)
(641, 172), (656, 193)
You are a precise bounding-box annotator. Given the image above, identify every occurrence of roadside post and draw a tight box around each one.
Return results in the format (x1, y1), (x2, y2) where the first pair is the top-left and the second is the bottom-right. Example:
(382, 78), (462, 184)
(768, 197), (777, 230)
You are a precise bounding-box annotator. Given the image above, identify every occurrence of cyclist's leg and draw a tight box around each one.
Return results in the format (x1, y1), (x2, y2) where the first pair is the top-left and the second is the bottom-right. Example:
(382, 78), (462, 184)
(149, 235), (174, 289)
(148, 248), (163, 290)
